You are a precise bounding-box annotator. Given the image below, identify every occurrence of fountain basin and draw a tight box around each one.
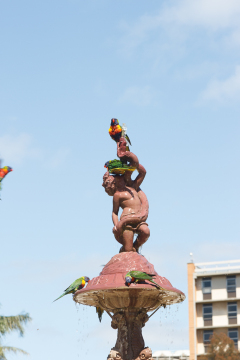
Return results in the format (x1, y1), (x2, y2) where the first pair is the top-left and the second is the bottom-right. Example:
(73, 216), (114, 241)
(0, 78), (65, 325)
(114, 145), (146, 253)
(74, 252), (185, 310)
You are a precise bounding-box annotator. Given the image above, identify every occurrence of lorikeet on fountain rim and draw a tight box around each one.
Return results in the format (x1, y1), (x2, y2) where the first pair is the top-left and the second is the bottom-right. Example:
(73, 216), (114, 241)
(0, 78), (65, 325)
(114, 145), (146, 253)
(125, 271), (163, 289)
(53, 276), (90, 302)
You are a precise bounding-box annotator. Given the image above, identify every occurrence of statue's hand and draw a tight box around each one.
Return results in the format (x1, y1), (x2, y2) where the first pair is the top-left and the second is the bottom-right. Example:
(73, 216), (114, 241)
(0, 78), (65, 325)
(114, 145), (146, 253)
(112, 225), (118, 236)
(112, 222), (122, 240)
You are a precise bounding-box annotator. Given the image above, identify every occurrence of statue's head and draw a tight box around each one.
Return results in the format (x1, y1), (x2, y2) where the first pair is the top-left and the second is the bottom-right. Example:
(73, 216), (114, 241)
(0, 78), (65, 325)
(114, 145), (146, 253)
(138, 347), (153, 360)
(102, 172), (125, 196)
(102, 172), (117, 196)
(107, 349), (122, 360)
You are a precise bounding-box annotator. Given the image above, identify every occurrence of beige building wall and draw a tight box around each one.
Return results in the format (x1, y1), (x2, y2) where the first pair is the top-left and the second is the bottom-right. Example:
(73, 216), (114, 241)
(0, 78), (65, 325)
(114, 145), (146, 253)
(195, 278), (203, 302)
(197, 330), (204, 355)
(212, 276), (227, 300)
(196, 303), (203, 328)
(213, 302), (228, 326)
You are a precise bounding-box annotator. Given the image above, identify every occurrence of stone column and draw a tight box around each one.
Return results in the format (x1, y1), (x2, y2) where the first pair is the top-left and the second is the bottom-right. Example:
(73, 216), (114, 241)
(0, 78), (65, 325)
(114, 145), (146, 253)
(110, 309), (149, 360)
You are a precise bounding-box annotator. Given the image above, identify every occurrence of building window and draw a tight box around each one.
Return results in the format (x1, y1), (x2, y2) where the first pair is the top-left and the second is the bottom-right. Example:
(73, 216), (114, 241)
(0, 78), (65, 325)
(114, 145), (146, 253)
(203, 304), (213, 326)
(227, 275), (236, 298)
(203, 330), (213, 353)
(228, 328), (238, 349)
(228, 302), (237, 324)
(202, 277), (212, 300)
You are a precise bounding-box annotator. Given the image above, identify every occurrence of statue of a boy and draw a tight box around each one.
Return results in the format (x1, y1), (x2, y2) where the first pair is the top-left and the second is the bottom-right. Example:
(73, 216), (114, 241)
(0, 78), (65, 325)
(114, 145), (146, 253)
(103, 138), (150, 252)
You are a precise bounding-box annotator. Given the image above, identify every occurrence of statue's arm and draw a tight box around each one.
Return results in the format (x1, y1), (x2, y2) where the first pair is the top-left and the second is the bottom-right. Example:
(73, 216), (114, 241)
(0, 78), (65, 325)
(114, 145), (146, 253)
(117, 138), (147, 190)
(133, 163), (146, 189)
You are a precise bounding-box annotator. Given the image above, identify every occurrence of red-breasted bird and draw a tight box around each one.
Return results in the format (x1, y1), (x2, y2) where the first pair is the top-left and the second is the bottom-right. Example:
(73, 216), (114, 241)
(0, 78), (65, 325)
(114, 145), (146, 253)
(125, 271), (163, 289)
(0, 166), (13, 191)
(53, 276), (90, 302)
(109, 118), (132, 145)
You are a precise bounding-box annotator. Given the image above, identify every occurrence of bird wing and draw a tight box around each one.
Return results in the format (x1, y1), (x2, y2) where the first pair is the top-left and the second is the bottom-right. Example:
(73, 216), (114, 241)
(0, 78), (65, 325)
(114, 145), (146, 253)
(129, 271), (155, 280)
(149, 279), (163, 289)
(128, 271), (163, 289)
(125, 134), (132, 146)
(64, 277), (84, 293)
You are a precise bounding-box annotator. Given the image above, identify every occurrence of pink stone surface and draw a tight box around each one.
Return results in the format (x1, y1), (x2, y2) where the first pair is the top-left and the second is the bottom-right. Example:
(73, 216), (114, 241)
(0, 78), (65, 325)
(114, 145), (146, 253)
(76, 252), (184, 296)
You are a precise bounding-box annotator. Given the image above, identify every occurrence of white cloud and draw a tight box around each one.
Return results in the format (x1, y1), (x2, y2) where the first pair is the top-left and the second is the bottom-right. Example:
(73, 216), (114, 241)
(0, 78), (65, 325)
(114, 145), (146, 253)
(117, 0), (240, 106)
(160, 0), (240, 30)
(200, 65), (240, 102)
(0, 132), (70, 168)
(118, 86), (152, 106)
(0, 133), (40, 165)
(120, 0), (240, 54)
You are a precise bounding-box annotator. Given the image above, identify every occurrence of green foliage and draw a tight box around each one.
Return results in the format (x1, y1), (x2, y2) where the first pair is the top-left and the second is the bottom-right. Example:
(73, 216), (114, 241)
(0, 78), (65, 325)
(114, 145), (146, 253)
(0, 307), (32, 360)
(0, 314), (31, 337)
(200, 332), (240, 360)
(0, 347), (28, 360)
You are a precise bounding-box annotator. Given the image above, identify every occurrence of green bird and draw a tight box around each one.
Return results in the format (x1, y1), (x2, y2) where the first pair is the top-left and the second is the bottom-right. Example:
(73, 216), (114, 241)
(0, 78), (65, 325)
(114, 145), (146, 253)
(53, 276), (90, 302)
(125, 271), (163, 289)
(96, 306), (104, 322)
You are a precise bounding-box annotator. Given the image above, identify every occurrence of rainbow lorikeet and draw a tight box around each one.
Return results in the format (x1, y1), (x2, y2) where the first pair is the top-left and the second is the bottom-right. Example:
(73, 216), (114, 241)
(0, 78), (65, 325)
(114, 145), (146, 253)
(53, 276), (90, 302)
(109, 118), (132, 145)
(0, 166), (13, 192)
(125, 271), (163, 289)
(104, 159), (131, 170)
(104, 159), (136, 175)
(96, 306), (104, 322)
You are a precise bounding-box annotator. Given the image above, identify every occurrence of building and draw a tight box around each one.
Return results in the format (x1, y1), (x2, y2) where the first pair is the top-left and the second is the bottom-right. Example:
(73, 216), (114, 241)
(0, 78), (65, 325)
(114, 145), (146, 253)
(188, 259), (240, 360)
(153, 350), (190, 360)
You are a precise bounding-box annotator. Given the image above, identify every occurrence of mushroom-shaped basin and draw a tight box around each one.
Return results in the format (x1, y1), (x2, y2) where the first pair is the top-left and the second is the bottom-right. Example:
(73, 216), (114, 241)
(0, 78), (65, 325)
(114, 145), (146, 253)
(73, 252), (185, 311)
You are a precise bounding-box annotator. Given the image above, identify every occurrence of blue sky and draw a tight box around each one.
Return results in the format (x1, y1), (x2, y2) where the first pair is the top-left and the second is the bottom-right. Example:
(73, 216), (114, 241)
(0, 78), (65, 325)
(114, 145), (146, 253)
(0, 0), (240, 359)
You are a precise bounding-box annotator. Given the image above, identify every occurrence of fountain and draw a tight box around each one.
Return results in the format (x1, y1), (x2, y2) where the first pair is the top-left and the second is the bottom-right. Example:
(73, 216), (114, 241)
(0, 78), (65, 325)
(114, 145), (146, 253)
(73, 125), (185, 360)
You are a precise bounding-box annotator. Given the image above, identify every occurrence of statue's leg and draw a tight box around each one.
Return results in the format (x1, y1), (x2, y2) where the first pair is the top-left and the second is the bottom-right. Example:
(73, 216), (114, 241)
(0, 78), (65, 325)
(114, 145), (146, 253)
(122, 229), (134, 252)
(114, 233), (124, 245)
(133, 224), (150, 252)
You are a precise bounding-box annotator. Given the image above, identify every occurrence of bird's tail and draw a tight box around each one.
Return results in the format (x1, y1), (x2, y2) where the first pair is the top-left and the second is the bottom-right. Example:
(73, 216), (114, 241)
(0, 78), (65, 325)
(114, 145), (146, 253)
(125, 134), (132, 146)
(150, 280), (164, 290)
(96, 306), (104, 322)
(53, 293), (65, 302)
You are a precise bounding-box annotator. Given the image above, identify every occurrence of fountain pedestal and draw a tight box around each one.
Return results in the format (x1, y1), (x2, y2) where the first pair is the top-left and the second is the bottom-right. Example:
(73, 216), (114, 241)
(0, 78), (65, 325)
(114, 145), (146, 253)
(74, 252), (185, 360)
(111, 308), (148, 359)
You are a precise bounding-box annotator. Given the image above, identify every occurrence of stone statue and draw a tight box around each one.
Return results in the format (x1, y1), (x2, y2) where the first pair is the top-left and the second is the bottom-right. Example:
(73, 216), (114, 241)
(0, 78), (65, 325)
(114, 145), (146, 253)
(102, 137), (150, 252)
(107, 349), (123, 360)
(135, 347), (153, 360)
